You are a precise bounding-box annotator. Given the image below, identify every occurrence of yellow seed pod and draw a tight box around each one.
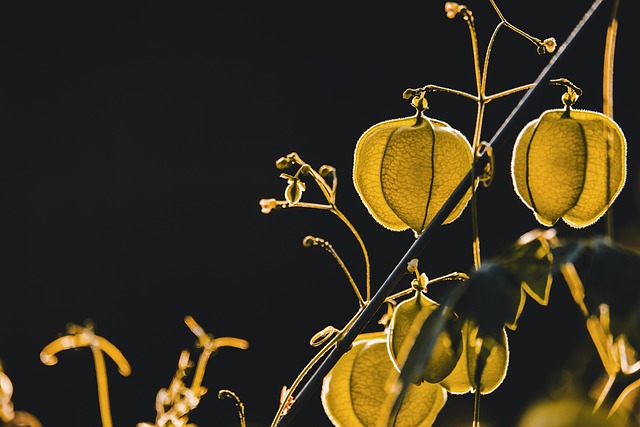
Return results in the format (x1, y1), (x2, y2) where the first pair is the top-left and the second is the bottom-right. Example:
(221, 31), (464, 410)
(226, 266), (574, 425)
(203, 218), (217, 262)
(353, 114), (474, 234)
(440, 318), (509, 395)
(511, 108), (626, 228)
(387, 293), (463, 384)
(321, 331), (447, 427)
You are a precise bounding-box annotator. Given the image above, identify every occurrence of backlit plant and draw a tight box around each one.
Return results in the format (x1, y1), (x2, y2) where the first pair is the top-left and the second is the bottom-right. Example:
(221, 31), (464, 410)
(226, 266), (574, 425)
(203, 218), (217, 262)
(258, 1), (639, 426)
(0, 1), (637, 427)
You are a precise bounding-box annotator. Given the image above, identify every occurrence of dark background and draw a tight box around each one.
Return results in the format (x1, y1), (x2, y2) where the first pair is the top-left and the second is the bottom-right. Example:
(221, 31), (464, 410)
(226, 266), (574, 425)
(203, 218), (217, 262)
(1, 1), (638, 426)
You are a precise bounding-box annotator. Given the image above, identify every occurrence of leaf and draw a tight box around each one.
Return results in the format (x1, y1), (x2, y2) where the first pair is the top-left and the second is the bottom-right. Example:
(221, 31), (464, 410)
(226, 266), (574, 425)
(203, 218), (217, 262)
(321, 332), (447, 427)
(580, 238), (640, 348)
(550, 238), (587, 273)
(499, 229), (555, 307)
(353, 114), (474, 234)
(455, 262), (524, 337)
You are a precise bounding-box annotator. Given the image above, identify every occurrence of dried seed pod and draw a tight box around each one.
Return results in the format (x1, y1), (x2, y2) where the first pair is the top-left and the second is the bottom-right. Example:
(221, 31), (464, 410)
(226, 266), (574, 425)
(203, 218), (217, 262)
(511, 108), (626, 228)
(440, 318), (509, 395)
(387, 293), (463, 384)
(353, 114), (474, 235)
(321, 332), (447, 427)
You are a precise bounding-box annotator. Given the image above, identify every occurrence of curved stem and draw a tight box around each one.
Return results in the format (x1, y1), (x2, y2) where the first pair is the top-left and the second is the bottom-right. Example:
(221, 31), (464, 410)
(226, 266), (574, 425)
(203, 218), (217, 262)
(184, 316), (249, 393)
(305, 236), (364, 306)
(423, 84), (478, 102)
(603, 0), (619, 243)
(462, 8), (482, 97)
(330, 207), (371, 302)
(91, 347), (113, 427)
(288, 155), (371, 302)
(40, 324), (131, 427)
(469, 21), (509, 271)
(489, 0), (547, 49)
(219, 390), (247, 427)
(269, 307), (365, 427)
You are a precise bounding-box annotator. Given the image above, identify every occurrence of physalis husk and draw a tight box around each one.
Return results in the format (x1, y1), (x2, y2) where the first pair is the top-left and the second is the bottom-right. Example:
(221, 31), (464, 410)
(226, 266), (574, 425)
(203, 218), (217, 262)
(353, 114), (474, 235)
(321, 331), (447, 427)
(387, 293), (463, 384)
(511, 108), (626, 228)
(439, 318), (509, 395)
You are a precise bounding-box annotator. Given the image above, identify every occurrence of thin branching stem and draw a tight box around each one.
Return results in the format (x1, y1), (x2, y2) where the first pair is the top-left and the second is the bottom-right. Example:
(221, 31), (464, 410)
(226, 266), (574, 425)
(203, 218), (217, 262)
(489, 0), (548, 49)
(484, 83), (536, 103)
(331, 208), (372, 302)
(305, 236), (365, 306)
(271, 2), (606, 425)
(270, 307), (366, 427)
(464, 2), (489, 272)
(385, 271), (469, 302)
(422, 85), (477, 102)
(280, 202), (333, 211)
(288, 154), (372, 301)
(603, 0), (620, 243)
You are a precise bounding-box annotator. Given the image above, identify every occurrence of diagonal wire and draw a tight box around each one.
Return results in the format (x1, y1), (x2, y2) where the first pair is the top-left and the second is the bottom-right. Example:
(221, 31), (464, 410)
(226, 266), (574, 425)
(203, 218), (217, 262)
(274, 0), (607, 425)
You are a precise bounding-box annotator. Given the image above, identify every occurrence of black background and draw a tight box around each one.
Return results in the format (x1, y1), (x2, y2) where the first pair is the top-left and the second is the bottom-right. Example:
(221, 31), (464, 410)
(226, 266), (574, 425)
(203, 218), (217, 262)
(1, 1), (638, 426)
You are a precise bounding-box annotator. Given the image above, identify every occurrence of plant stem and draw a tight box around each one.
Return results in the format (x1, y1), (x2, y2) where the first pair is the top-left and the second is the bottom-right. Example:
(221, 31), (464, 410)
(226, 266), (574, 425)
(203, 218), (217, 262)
(473, 387), (481, 427)
(272, 2), (607, 425)
(91, 347), (113, 427)
(603, 0), (620, 243)
(271, 308), (365, 427)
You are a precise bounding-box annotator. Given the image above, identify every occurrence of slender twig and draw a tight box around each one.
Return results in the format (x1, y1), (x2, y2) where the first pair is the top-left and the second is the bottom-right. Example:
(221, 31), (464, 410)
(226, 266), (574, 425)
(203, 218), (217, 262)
(603, 0), (620, 242)
(40, 323), (131, 427)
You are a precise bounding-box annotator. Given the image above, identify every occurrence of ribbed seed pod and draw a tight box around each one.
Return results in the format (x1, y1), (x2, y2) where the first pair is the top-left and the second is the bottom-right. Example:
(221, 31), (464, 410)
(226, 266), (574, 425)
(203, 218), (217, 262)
(511, 108), (626, 228)
(386, 293), (463, 384)
(353, 114), (474, 235)
(321, 332), (447, 427)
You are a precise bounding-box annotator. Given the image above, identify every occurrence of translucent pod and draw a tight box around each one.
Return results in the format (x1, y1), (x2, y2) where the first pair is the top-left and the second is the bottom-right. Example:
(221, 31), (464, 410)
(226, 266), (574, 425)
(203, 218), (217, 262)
(354, 114), (474, 234)
(511, 108), (626, 228)
(387, 293), (463, 384)
(440, 318), (509, 395)
(321, 332), (447, 427)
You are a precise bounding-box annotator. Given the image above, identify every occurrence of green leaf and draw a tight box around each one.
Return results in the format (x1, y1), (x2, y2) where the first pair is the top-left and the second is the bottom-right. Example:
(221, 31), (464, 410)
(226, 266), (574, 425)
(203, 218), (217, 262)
(455, 262), (523, 339)
(581, 238), (640, 347)
(499, 230), (554, 307)
(550, 238), (586, 272)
